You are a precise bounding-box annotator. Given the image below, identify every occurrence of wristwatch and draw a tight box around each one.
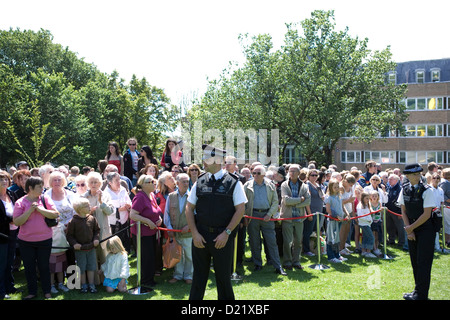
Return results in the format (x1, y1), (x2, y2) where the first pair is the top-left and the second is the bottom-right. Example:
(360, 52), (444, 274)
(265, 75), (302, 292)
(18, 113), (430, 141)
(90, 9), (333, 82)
(225, 228), (232, 235)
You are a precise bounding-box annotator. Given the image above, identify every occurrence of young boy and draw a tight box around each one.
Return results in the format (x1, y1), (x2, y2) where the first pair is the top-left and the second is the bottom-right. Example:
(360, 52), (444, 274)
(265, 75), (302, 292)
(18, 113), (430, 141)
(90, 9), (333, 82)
(66, 197), (100, 293)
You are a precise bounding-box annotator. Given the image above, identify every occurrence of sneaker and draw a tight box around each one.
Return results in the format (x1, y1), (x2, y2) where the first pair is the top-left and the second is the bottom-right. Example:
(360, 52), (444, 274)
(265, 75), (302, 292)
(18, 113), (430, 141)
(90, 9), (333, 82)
(373, 249), (382, 256)
(88, 285), (97, 293)
(365, 252), (377, 258)
(339, 256), (348, 262)
(329, 258), (342, 263)
(80, 284), (88, 293)
(50, 285), (58, 294)
(58, 283), (70, 293)
(304, 251), (315, 257)
(345, 247), (354, 254)
(339, 249), (350, 256)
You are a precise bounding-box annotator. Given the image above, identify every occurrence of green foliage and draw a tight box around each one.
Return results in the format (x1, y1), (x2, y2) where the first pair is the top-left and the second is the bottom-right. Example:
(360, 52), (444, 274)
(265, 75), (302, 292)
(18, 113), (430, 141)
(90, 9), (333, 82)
(0, 28), (179, 168)
(4, 100), (66, 167)
(186, 10), (408, 166)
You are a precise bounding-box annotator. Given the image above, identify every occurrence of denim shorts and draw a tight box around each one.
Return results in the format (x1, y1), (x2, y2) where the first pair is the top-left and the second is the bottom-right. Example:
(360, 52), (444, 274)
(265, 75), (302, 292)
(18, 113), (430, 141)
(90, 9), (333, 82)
(74, 248), (97, 273)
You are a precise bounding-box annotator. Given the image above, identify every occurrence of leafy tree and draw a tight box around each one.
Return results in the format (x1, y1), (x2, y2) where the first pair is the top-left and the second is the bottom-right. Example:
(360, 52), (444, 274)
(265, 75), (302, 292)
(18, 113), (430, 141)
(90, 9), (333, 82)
(4, 100), (65, 167)
(186, 10), (407, 166)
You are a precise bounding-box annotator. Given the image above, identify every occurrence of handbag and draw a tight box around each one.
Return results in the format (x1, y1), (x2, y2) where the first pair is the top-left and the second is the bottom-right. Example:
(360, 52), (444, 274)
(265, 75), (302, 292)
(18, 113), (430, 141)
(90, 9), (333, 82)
(41, 195), (58, 227)
(163, 237), (181, 269)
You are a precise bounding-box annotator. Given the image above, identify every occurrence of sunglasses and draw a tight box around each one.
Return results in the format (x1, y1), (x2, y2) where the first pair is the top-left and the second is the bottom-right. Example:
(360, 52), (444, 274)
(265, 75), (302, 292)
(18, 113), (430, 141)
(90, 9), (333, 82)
(76, 183), (86, 187)
(310, 174), (318, 177)
(252, 172), (262, 176)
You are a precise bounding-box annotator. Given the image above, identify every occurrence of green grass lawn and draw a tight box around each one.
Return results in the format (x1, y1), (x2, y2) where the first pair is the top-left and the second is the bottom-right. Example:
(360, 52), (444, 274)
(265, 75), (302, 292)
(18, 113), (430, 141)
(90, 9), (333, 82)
(7, 239), (450, 301)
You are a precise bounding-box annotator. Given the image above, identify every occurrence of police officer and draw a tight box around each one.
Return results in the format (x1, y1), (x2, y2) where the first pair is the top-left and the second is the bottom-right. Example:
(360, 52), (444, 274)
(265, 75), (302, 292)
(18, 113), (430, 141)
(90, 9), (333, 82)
(185, 145), (247, 300)
(398, 163), (436, 300)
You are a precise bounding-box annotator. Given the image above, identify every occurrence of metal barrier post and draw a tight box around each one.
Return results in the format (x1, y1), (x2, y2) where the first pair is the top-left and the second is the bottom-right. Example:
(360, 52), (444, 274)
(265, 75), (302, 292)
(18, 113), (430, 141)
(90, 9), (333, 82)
(309, 212), (330, 270)
(440, 204), (446, 253)
(382, 207), (393, 260)
(231, 233), (243, 281)
(129, 221), (152, 295)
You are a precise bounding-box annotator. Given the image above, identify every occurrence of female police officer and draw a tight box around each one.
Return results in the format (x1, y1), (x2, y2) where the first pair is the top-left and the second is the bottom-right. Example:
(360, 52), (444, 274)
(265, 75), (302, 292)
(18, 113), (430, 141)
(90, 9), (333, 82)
(185, 145), (247, 300)
(398, 163), (436, 300)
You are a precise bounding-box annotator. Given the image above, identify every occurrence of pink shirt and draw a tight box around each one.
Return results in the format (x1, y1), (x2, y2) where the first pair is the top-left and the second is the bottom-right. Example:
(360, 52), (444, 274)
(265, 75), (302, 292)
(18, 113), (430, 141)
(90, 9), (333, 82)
(13, 195), (55, 242)
(130, 191), (162, 237)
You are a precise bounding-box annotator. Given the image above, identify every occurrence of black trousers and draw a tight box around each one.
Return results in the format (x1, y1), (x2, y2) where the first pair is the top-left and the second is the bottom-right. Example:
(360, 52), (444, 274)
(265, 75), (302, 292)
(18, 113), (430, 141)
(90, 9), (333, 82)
(132, 234), (156, 286)
(189, 229), (235, 300)
(18, 238), (52, 296)
(407, 221), (435, 299)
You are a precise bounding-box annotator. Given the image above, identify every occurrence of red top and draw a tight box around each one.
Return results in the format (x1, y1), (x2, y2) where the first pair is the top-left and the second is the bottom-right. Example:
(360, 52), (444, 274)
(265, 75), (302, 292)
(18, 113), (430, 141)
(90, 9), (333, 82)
(108, 159), (121, 173)
(130, 191), (162, 237)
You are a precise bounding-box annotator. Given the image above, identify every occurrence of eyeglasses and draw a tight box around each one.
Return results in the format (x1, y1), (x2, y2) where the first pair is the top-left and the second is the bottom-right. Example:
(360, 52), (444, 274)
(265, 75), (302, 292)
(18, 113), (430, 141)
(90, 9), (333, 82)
(432, 177), (440, 180)
(128, 143), (136, 146)
(252, 172), (262, 176)
(190, 169), (199, 172)
(309, 174), (318, 177)
(76, 183), (86, 187)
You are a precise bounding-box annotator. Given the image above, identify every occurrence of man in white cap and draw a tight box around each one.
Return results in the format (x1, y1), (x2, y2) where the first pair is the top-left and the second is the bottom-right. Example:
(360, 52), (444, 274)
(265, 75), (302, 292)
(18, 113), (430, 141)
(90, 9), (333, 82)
(185, 144), (247, 300)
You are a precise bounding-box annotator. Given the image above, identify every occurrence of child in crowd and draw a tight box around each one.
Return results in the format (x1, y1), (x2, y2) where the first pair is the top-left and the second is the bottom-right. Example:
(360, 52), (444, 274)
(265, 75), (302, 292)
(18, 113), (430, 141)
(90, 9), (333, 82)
(66, 197), (100, 293)
(339, 174), (356, 256)
(325, 179), (350, 263)
(356, 192), (377, 258)
(100, 236), (130, 293)
(352, 185), (364, 253)
(369, 191), (383, 256)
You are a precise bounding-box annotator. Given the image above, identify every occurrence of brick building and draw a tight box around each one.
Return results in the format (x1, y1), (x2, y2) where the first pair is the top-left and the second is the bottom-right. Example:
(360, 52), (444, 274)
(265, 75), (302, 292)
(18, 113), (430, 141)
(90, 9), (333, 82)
(335, 58), (450, 172)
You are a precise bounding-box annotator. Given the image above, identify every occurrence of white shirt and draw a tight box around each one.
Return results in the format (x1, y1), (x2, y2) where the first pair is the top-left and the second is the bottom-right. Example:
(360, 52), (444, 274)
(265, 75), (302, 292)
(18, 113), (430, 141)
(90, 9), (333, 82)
(104, 186), (132, 225)
(397, 186), (436, 208)
(187, 169), (247, 206)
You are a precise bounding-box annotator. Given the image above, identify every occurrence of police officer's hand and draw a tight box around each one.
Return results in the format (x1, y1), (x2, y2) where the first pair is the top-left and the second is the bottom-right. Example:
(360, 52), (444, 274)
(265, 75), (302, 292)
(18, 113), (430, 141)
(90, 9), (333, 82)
(214, 232), (229, 249)
(193, 232), (206, 248)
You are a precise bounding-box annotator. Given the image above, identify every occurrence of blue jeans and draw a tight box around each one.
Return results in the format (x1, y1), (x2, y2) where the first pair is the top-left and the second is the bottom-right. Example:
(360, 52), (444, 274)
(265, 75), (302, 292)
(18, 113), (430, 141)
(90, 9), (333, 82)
(360, 225), (375, 250)
(327, 243), (341, 260)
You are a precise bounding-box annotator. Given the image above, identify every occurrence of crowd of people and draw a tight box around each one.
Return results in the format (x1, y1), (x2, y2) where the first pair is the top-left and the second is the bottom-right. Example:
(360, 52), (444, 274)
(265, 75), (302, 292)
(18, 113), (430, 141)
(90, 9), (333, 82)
(1, 137), (449, 300)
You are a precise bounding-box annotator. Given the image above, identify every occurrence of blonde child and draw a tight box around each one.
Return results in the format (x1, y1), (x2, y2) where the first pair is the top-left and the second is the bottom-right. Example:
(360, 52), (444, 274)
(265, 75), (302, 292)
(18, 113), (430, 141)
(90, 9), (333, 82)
(339, 174), (356, 255)
(352, 185), (364, 253)
(100, 236), (130, 293)
(66, 197), (100, 293)
(325, 179), (350, 263)
(369, 191), (382, 256)
(356, 192), (377, 258)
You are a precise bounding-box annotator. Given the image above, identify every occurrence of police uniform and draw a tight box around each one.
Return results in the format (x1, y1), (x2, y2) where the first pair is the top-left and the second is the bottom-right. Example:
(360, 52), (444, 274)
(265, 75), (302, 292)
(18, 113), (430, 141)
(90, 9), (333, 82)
(398, 163), (436, 300)
(187, 146), (247, 300)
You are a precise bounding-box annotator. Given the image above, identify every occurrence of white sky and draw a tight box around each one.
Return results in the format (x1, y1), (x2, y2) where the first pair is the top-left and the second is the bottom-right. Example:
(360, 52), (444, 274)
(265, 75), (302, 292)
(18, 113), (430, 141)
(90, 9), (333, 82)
(1, 0), (449, 105)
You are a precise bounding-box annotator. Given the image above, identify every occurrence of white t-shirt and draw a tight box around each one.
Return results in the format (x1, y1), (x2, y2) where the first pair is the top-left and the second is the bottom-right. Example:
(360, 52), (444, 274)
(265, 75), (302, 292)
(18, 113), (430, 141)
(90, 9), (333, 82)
(2, 199), (17, 230)
(187, 169), (247, 207)
(397, 186), (436, 208)
(104, 186), (132, 225)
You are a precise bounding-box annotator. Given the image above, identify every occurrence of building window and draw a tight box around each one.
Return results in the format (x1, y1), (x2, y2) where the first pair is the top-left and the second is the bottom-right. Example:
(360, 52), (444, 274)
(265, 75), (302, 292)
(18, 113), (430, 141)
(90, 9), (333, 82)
(398, 151), (444, 164)
(364, 151), (395, 164)
(388, 72), (396, 84)
(401, 124), (444, 137)
(431, 68), (440, 82)
(341, 151), (362, 163)
(403, 97), (444, 111)
(416, 69), (425, 83)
